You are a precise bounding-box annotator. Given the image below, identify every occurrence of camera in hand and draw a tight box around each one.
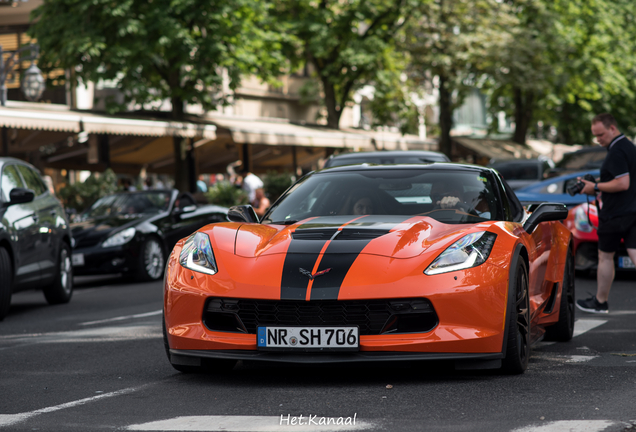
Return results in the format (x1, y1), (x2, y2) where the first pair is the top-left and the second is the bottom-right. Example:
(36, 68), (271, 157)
(567, 173), (597, 196)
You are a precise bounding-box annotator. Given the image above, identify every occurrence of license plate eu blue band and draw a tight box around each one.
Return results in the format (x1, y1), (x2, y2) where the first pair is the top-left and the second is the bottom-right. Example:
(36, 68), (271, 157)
(257, 326), (359, 351)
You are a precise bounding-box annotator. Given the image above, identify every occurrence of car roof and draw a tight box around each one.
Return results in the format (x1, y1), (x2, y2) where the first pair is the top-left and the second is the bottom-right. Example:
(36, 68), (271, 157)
(325, 150), (450, 165)
(317, 162), (494, 174)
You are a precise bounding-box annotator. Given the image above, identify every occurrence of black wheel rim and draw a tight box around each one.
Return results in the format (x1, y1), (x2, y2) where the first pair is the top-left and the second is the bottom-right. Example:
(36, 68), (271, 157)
(516, 268), (530, 363)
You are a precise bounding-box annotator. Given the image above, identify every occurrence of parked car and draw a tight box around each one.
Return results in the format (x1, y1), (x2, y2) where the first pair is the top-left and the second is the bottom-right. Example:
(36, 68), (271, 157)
(515, 170), (600, 208)
(488, 157), (555, 190)
(71, 190), (228, 281)
(323, 150), (450, 168)
(0, 157), (74, 320)
(563, 199), (635, 272)
(164, 163), (573, 374)
(547, 146), (606, 177)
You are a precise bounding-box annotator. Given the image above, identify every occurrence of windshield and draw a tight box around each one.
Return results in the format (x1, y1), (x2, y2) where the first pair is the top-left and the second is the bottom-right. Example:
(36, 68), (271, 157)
(263, 169), (501, 224)
(81, 192), (172, 219)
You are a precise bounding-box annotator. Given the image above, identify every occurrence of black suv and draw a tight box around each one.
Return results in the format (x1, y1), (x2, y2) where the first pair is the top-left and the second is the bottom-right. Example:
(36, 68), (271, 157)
(0, 158), (74, 320)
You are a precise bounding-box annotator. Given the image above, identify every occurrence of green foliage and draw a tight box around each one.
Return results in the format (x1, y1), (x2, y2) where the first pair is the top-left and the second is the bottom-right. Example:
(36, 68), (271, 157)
(263, 171), (293, 203)
(29, 0), (290, 116)
(274, 0), (419, 129)
(205, 181), (248, 207)
(58, 169), (118, 213)
(403, 0), (517, 152)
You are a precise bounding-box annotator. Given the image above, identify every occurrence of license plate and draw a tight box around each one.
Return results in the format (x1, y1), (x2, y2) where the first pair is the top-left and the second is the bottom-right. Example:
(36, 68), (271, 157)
(257, 326), (359, 351)
(618, 256), (635, 269)
(72, 253), (85, 267)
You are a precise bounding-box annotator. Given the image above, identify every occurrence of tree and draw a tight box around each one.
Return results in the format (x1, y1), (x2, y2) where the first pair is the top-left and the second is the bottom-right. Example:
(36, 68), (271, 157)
(488, 0), (636, 144)
(30, 0), (288, 191)
(275, 0), (417, 129)
(403, 0), (517, 156)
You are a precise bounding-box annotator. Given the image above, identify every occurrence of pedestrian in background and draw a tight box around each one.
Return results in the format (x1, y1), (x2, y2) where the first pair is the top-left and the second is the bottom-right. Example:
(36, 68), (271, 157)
(241, 168), (263, 204)
(576, 113), (636, 314)
(251, 188), (270, 218)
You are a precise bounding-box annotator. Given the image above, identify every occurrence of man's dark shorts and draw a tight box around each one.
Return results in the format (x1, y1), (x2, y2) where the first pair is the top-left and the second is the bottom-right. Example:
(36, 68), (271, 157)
(598, 215), (636, 252)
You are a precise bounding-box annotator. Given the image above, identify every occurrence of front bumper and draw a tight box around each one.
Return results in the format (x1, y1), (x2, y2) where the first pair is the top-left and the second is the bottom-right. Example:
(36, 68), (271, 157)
(72, 241), (141, 276)
(164, 246), (512, 360)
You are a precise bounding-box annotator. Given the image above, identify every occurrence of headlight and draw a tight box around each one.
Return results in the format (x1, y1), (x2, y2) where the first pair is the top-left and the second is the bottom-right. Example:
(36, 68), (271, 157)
(574, 206), (593, 233)
(424, 232), (497, 275)
(101, 227), (136, 248)
(179, 232), (217, 275)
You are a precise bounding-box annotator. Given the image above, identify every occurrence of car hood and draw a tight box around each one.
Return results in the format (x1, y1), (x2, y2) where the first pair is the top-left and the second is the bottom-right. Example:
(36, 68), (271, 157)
(228, 215), (479, 259)
(71, 214), (149, 247)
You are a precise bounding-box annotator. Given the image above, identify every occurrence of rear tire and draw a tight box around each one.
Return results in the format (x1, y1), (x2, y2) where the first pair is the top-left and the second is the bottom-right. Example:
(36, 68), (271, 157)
(544, 248), (575, 342)
(137, 237), (164, 281)
(43, 243), (73, 305)
(502, 259), (530, 374)
(0, 247), (13, 321)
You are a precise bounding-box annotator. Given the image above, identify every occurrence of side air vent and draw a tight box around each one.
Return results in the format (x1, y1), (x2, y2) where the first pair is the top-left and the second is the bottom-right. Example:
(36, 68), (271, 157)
(336, 229), (390, 240)
(292, 229), (338, 240)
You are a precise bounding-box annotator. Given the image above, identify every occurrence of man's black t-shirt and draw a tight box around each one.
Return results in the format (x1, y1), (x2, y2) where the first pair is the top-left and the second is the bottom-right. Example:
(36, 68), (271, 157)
(599, 134), (636, 222)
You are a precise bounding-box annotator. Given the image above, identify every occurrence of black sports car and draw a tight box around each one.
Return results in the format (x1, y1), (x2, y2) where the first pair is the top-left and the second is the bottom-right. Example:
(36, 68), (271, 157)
(71, 190), (228, 280)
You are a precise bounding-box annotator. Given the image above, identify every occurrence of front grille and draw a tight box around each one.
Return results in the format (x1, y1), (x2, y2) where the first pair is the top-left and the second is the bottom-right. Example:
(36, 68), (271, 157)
(203, 298), (438, 335)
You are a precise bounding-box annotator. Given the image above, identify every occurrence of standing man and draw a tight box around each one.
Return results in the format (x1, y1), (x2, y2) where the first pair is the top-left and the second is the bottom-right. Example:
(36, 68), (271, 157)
(576, 113), (636, 314)
(241, 168), (264, 204)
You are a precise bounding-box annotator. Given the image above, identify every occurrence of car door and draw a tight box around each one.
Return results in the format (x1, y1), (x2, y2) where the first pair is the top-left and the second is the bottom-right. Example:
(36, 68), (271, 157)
(16, 165), (59, 281)
(0, 164), (42, 287)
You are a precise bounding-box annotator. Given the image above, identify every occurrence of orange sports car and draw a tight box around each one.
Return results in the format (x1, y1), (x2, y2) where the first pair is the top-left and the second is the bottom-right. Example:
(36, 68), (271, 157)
(163, 164), (574, 374)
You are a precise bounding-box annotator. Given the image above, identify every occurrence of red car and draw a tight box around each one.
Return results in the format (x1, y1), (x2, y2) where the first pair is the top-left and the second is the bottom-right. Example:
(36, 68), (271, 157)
(563, 199), (636, 272)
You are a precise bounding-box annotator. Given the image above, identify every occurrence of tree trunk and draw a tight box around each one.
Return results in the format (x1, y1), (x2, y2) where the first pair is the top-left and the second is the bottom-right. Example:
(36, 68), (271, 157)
(322, 78), (342, 129)
(171, 96), (190, 192)
(438, 74), (453, 159)
(513, 87), (534, 145)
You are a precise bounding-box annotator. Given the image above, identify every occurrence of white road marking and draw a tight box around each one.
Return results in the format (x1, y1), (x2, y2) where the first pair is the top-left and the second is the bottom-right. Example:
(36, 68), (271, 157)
(0, 385), (146, 428)
(80, 309), (163, 326)
(536, 318), (608, 348)
(127, 415), (373, 432)
(573, 319), (608, 337)
(0, 325), (161, 346)
(565, 355), (598, 363)
(512, 420), (622, 432)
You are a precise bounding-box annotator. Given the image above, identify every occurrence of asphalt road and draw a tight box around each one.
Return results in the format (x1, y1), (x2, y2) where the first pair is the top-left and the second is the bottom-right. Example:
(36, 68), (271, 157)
(1, 272), (636, 432)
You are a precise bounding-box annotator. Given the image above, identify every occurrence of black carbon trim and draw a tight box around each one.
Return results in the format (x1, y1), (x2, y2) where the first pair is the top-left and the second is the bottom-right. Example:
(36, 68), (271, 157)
(170, 348), (503, 364)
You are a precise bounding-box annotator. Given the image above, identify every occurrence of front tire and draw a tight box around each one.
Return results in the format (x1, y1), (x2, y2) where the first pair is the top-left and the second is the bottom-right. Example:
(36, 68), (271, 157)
(43, 243), (73, 305)
(502, 259), (530, 374)
(544, 247), (575, 342)
(137, 237), (164, 281)
(0, 247), (13, 321)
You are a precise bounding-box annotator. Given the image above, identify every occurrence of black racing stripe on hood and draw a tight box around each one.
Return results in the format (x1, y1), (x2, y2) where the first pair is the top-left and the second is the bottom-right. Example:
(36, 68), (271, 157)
(280, 216), (359, 300)
(309, 216), (412, 300)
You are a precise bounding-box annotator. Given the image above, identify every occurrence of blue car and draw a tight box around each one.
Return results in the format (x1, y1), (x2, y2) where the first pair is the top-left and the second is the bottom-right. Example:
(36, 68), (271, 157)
(515, 170), (600, 208)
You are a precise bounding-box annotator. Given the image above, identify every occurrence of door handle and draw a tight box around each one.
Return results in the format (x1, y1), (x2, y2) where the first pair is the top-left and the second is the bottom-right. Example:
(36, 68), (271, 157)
(50, 209), (57, 216)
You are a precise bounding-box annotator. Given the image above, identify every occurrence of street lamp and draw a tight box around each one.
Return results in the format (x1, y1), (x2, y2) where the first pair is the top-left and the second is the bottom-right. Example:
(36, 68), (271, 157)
(0, 43), (45, 106)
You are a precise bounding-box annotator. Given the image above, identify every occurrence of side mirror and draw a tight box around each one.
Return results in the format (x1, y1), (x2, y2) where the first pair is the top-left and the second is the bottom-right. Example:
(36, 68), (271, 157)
(7, 188), (35, 206)
(228, 205), (259, 223)
(180, 205), (197, 214)
(523, 202), (568, 233)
